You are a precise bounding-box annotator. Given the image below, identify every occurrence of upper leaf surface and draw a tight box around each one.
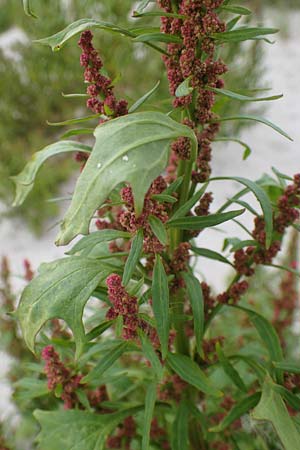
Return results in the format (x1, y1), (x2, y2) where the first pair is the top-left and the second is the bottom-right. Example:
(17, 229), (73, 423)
(34, 406), (143, 450)
(56, 112), (197, 246)
(16, 257), (109, 357)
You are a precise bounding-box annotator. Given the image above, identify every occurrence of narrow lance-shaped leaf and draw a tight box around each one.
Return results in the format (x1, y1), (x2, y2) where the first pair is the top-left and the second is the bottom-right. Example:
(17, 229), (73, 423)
(211, 115), (293, 141)
(216, 343), (247, 392)
(213, 137), (252, 160)
(167, 353), (222, 397)
(171, 400), (189, 450)
(142, 382), (157, 450)
(11, 141), (91, 207)
(212, 177), (274, 248)
(23, 0), (37, 18)
(138, 329), (163, 380)
(171, 183), (208, 220)
(167, 208), (245, 230)
(209, 86), (282, 102)
(212, 27), (279, 43)
(129, 80), (160, 113)
(67, 230), (131, 256)
(82, 341), (131, 383)
(273, 361), (300, 374)
(16, 257), (109, 358)
(134, 33), (182, 44)
(56, 112), (197, 245)
(182, 272), (204, 354)
(233, 305), (283, 383)
(219, 5), (252, 15)
(34, 406), (143, 450)
(122, 229), (144, 286)
(152, 255), (170, 359)
(34, 18), (134, 51)
(252, 378), (300, 450)
(191, 247), (233, 267)
(148, 215), (168, 245)
(209, 392), (261, 432)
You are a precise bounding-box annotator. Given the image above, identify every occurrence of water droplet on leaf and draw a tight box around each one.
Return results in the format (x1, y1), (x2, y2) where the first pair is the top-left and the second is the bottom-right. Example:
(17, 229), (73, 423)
(122, 155), (129, 162)
(97, 163), (102, 169)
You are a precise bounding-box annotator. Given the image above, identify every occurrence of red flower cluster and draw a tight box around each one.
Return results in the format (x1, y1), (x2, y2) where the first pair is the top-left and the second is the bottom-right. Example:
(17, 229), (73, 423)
(234, 175), (300, 276)
(118, 176), (170, 253)
(106, 416), (136, 449)
(217, 280), (249, 305)
(41, 346), (82, 409)
(78, 30), (128, 117)
(150, 418), (171, 449)
(158, 374), (188, 403)
(23, 259), (34, 281)
(106, 274), (139, 340)
(158, 0), (227, 182)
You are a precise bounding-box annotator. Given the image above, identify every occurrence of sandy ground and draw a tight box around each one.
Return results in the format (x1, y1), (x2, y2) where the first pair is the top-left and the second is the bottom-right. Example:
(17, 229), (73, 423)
(0, 8), (299, 425)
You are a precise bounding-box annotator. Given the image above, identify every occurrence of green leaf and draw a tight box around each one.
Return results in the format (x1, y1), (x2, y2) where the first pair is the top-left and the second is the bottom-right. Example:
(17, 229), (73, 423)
(56, 112), (197, 246)
(166, 353), (222, 397)
(234, 306), (283, 381)
(135, 0), (153, 13)
(142, 382), (157, 450)
(133, 11), (186, 19)
(212, 177), (273, 248)
(163, 176), (183, 195)
(212, 27), (279, 43)
(209, 392), (261, 432)
(167, 209), (244, 230)
(138, 329), (163, 380)
(229, 239), (258, 252)
(152, 255), (170, 359)
(148, 215), (168, 246)
(82, 341), (131, 383)
(209, 86), (282, 102)
(16, 257), (109, 358)
(34, 18), (134, 51)
(211, 115), (293, 141)
(129, 81), (161, 113)
(220, 5), (252, 15)
(67, 230), (131, 256)
(11, 141), (91, 207)
(134, 33), (182, 44)
(151, 194), (177, 204)
(62, 92), (89, 98)
(47, 114), (100, 126)
(213, 137), (252, 160)
(226, 15), (242, 31)
(273, 385), (300, 411)
(252, 378), (300, 450)
(175, 77), (193, 97)
(273, 361), (300, 374)
(216, 343), (247, 392)
(171, 183), (208, 220)
(171, 400), (189, 450)
(122, 229), (144, 286)
(23, 0), (37, 18)
(182, 272), (204, 354)
(191, 247), (233, 266)
(85, 320), (114, 342)
(60, 128), (94, 139)
(34, 406), (143, 450)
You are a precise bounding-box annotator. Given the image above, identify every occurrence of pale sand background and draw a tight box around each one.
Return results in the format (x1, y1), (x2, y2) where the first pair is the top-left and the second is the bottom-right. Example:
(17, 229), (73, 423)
(0, 8), (299, 425)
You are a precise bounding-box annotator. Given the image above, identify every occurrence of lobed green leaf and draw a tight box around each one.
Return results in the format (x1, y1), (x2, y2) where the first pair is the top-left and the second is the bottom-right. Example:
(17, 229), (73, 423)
(56, 111), (197, 245)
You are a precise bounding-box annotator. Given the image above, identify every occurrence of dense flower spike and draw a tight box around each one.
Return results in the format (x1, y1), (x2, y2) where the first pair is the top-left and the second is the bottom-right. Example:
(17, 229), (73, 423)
(41, 345), (82, 409)
(106, 417), (136, 449)
(158, 0), (227, 183)
(118, 176), (169, 254)
(106, 274), (139, 339)
(78, 30), (128, 117)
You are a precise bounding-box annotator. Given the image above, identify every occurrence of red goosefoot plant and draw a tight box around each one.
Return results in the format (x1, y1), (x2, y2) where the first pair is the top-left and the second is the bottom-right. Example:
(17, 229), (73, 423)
(8, 0), (300, 449)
